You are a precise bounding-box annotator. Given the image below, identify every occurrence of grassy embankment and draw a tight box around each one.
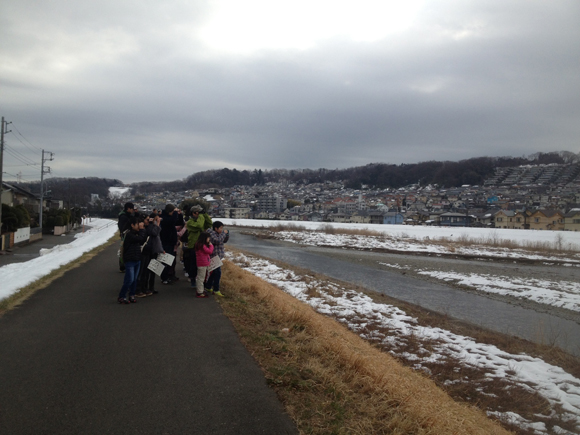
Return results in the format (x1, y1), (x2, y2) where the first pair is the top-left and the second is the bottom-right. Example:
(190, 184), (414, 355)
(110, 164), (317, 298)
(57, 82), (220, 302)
(218, 250), (511, 435)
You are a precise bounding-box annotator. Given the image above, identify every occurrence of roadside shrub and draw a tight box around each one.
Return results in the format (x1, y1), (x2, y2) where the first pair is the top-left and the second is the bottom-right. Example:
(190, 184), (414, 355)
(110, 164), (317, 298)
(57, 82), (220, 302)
(13, 205), (31, 227)
(1, 204), (32, 232)
(1, 204), (19, 232)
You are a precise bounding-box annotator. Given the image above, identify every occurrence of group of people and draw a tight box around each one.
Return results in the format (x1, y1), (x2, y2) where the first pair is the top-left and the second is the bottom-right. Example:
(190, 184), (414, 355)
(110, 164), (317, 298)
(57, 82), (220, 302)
(116, 202), (229, 304)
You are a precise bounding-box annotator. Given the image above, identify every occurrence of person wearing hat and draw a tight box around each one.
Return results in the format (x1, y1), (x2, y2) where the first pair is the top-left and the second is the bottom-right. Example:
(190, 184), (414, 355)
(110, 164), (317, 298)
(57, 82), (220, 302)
(184, 205), (212, 288)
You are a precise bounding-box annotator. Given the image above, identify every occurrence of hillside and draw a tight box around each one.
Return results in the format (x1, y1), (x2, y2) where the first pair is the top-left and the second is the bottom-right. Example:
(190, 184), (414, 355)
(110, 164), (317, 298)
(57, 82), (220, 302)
(15, 177), (123, 205)
(13, 151), (580, 200)
(131, 151), (580, 192)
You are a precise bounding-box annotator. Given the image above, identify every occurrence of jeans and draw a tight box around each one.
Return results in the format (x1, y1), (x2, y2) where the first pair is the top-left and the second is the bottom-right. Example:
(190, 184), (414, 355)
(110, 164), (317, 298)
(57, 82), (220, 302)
(119, 261), (141, 299)
(205, 266), (221, 292)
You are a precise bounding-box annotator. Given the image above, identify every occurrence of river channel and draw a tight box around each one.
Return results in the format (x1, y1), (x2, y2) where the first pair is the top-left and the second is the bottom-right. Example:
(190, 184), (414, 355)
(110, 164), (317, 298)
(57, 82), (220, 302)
(229, 229), (580, 356)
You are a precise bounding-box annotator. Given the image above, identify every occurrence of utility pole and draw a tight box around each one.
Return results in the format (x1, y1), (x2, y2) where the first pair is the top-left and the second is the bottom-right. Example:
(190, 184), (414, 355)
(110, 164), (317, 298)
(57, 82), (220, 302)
(0, 117), (12, 234)
(39, 149), (54, 233)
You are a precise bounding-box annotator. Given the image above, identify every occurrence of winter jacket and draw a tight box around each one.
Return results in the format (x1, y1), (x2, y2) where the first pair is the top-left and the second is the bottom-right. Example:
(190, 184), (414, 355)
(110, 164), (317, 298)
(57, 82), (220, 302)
(159, 210), (179, 247)
(186, 213), (213, 247)
(208, 229), (229, 259)
(143, 223), (163, 254)
(195, 244), (214, 267)
(117, 211), (132, 235)
(123, 229), (146, 263)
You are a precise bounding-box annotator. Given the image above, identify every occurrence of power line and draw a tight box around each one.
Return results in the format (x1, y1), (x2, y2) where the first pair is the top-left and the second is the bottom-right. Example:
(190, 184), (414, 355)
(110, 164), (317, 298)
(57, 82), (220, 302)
(3, 170), (37, 177)
(3, 168), (38, 177)
(4, 144), (39, 166)
(2, 171), (37, 183)
(4, 138), (39, 162)
(10, 124), (42, 153)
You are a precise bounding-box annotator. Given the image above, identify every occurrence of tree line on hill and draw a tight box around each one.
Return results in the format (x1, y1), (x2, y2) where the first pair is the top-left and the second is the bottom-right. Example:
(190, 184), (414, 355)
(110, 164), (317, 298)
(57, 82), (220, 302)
(16, 177), (123, 208)
(12, 152), (580, 203)
(131, 151), (578, 192)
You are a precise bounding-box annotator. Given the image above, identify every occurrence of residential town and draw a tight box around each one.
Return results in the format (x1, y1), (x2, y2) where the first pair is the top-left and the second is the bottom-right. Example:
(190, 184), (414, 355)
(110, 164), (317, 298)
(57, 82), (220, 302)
(127, 163), (580, 232)
(2, 162), (580, 251)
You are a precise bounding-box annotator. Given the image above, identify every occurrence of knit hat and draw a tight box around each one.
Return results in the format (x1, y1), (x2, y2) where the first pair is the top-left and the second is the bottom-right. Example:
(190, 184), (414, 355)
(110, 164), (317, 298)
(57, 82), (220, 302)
(165, 204), (176, 213)
(191, 205), (203, 213)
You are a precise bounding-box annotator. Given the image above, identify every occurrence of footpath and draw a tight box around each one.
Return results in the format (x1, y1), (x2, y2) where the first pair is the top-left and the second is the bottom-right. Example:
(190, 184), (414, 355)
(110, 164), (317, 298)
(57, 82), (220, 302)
(0, 241), (297, 434)
(0, 230), (83, 267)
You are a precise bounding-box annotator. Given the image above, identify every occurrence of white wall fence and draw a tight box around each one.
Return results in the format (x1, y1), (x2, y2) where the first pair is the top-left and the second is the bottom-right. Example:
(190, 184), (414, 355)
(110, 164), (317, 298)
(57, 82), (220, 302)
(14, 227), (30, 244)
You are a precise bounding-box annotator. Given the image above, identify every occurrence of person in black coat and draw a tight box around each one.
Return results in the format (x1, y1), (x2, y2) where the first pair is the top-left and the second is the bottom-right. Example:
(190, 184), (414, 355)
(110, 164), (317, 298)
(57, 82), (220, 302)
(159, 204), (183, 284)
(117, 202), (135, 235)
(117, 202), (134, 272)
(118, 216), (146, 304)
(136, 213), (163, 297)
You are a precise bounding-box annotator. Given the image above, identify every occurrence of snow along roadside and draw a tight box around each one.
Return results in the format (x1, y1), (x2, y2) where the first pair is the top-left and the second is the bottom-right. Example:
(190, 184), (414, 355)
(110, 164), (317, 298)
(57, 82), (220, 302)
(0, 219), (118, 302)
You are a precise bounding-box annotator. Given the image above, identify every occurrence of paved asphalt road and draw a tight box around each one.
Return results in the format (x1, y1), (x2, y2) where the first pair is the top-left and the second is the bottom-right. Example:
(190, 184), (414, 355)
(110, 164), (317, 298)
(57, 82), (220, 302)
(0, 231), (82, 267)
(0, 242), (297, 434)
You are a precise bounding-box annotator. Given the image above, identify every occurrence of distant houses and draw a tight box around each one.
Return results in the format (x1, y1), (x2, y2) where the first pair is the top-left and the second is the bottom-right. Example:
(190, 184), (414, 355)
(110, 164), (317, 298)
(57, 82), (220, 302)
(122, 162), (580, 232)
(564, 209), (580, 232)
(528, 209), (564, 231)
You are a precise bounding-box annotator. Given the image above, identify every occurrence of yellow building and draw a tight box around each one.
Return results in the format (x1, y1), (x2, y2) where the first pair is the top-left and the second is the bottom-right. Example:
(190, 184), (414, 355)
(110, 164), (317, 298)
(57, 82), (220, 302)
(494, 210), (514, 229)
(564, 209), (580, 232)
(528, 209), (564, 231)
(513, 211), (529, 230)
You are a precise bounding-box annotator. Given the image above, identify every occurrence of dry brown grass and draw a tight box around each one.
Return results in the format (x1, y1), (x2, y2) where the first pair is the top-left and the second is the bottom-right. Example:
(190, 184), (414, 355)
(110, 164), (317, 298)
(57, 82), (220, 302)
(318, 223), (385, 238)
(268, 223), (307, 232)
(431, 231), (579, 255)
(339, 282), (580, 382)
(219, 254), (511, 435)
(229, 254), (580, 376)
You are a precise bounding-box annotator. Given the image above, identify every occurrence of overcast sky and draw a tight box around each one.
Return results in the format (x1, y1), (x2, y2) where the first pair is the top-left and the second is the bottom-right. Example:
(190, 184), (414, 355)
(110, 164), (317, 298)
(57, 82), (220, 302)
(1, 1), (579, 183)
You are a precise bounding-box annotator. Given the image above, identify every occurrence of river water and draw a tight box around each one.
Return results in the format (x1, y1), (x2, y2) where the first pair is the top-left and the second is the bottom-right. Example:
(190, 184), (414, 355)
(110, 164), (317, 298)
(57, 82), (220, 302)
(230, 230), (580, 356)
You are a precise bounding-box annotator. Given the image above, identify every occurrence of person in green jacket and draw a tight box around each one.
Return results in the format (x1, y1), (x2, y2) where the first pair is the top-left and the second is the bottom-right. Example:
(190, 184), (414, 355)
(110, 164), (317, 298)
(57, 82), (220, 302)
(184, 205), (212, 288)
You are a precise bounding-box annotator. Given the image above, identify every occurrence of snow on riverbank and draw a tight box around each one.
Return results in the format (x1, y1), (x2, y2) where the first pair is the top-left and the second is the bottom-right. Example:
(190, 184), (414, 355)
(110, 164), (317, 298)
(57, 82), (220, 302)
(0, 219), (118, 301)
(221, 218), (580, 251)
(222, 219), (580, 315)
(228, 251), (580, 435)
(273, 229), (580, 263)
(414, 268), (580, 313)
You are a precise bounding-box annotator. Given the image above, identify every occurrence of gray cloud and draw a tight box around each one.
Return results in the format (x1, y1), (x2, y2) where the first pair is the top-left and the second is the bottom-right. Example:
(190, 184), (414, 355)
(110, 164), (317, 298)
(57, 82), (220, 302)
(1, 0), (579, 183)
